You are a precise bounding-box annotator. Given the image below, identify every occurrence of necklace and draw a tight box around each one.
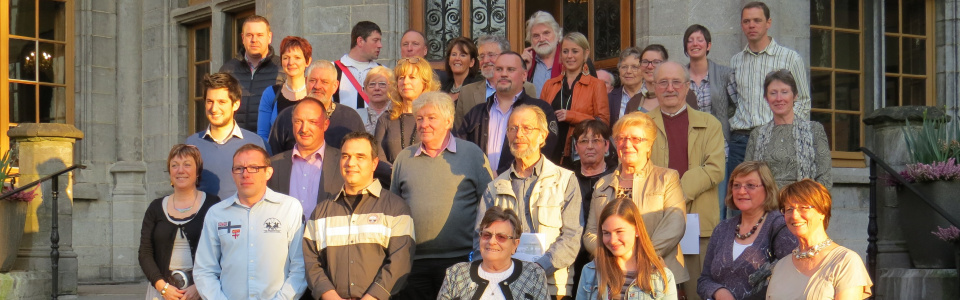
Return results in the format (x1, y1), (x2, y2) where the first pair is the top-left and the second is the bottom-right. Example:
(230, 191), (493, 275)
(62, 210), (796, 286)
(735, 212), (767, 239)
(398, 114), (417, 148)
(450, 83), (462, 94)
(792, 239), (833, 259)
(172, 190), (198, 213)
(284, 82), (306, 93)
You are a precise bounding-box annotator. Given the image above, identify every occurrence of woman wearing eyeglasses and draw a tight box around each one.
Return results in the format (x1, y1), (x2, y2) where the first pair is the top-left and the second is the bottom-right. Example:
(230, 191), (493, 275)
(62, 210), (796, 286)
(438, 207), (549, 300)
(439, 37), (483, 103)
(140, 144), (220, 300)
(256, 36), (313, 142)
(697, 161), (797, 300)
(373, 57), (441, 165)
(624, 45), (669, 114)
(361, 66), (395, 134)
(584, 112), (689, 288)
(540, 32), (611, 166)
(577, 198), (676, 300)
(745, 69), (831, 189)
(608, 47), (645, 126)
(767, 179), (872, 299)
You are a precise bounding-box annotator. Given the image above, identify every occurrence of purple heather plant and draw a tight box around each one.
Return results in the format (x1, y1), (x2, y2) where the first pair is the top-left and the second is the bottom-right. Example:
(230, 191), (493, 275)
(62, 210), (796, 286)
(897, 158), (960, 184)
(932, 225), (960, 243)
(0, 185), (36, 202)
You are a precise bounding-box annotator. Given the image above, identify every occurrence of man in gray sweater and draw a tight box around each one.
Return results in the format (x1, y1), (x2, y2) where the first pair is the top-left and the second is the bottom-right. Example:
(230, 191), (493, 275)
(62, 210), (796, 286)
(391, 92), (494, 300)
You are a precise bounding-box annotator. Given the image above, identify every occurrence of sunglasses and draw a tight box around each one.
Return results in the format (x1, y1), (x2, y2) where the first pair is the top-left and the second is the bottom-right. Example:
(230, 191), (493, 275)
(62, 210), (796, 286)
(480, 231), (515, 243)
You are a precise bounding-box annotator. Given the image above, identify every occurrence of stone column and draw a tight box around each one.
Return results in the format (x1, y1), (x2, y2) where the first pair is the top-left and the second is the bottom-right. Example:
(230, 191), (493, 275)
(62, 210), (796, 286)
(2, 123), (83, 298)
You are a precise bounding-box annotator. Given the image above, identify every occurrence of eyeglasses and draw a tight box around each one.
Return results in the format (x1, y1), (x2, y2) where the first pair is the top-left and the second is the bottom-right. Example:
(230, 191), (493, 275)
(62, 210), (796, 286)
(614, 136), (649, 145)
(656, 80), (689, 89)
(478, 52), (501, 60)
(231, 166), (268, 174)
(480, 231), (515, 243)
(731, 183), (762, 191)
(780, 205), (816, 215)
(397, 57), (421, 65)
(640, 59), (663, 67)
(507, 126), (540, 134)
(366, 81), (388, 89)
(576, 138), (606, 146)
(618, 64), (642, 72)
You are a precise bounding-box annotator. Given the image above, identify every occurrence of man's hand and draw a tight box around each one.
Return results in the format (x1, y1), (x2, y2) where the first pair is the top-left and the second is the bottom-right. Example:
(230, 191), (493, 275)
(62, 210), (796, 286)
(361, 294), (378, 300)
(182, 285), (200, 300)
(320, 289), (345, 300)
(521, 48), (535, 70)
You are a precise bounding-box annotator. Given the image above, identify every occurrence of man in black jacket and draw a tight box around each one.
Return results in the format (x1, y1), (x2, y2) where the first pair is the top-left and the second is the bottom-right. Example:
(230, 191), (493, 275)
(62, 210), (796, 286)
(457, 51), (560, 175)
(218, 15), (282, 132)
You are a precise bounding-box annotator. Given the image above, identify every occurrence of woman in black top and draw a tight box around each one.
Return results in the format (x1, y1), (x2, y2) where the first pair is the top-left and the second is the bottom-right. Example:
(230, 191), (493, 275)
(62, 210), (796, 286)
(139, 144), (220, 300)
(374, 57), (441, 164)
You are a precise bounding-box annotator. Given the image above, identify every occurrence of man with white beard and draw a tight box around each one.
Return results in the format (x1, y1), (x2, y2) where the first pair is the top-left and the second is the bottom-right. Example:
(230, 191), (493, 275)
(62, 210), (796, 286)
(520, 11), (563, 96)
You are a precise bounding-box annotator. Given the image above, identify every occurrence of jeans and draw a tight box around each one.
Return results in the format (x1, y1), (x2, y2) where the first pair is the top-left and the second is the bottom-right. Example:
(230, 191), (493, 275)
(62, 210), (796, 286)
(725, 131), (750, 219)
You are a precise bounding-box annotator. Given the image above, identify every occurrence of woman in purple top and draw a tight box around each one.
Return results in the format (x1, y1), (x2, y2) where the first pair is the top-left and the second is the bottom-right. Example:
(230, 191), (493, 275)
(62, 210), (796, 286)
(697, 161), (798, 300)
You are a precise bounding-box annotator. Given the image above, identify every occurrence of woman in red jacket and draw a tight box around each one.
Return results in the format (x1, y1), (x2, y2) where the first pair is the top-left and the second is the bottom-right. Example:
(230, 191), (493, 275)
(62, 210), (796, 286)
(539, 32), (610, 166)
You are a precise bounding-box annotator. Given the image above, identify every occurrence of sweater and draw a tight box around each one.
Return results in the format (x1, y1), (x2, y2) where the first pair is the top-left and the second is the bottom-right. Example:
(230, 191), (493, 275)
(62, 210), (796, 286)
(138, 192), (221, 286)
(185, 128), (266, 200)
(437, 259), (549, 300)
(390, 138), (494, 260)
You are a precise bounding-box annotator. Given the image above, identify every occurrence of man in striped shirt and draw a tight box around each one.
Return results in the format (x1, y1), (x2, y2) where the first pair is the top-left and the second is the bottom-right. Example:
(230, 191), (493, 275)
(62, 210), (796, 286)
(302, 132), (414, 300)
(728, 1), (810, 196)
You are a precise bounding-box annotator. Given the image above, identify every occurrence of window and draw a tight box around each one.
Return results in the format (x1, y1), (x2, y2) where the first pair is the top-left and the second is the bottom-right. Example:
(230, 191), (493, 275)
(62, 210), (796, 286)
(883, 0), (935, 106)
(409, 1), (633, 69)
(188, 22), (211, 133)
(230, 9), (255, 60)
(809, 0), (865, 166)
(2, 0), (74, 154)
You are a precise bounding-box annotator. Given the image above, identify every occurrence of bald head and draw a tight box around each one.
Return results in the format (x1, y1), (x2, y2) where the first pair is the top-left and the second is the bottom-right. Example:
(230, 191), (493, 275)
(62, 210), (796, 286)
(653, 61), (690, 113)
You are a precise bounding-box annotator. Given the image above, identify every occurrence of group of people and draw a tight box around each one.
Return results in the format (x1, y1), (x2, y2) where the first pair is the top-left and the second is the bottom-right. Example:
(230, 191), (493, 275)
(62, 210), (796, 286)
(138, 2), (869, 300)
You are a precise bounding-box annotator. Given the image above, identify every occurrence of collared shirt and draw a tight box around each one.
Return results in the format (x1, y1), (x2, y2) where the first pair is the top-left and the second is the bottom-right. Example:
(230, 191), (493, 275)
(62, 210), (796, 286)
(486, 92), (521, 168)
(729, 38), (811, 130)
(337, 54), (380, 110)
(202, 121), (244, 145)
(245, 53), (265, 74)
(194, 188), (307, 300)
(662, 104), (688, 118)
(531, 56), (552, 96)
(619, 87), (637, 118)
(691, 74), (712, 113)
(509, 156), (544, 231)
(485, 80), (496, 99)
(415, 132), (458, 157)
(290, 144), (325, 219)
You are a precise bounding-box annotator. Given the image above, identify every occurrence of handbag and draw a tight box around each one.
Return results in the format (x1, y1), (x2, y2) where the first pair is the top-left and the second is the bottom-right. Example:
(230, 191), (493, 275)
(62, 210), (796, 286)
(167, 269), (194, 290)
(742, 223), (785, 300)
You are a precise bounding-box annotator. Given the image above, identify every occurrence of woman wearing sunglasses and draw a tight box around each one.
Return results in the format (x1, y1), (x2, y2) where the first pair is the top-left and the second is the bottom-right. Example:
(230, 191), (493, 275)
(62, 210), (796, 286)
(577, 198), (676, 300)
(767, 179), (872, 299)
(361, 66), (395, 134)
(373, 57), (440, 165)
(438, 207), (549, 300)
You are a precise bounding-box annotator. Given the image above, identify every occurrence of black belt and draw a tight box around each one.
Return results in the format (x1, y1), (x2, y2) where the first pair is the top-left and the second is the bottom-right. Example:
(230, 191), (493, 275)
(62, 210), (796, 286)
(732, 129), (753, 136)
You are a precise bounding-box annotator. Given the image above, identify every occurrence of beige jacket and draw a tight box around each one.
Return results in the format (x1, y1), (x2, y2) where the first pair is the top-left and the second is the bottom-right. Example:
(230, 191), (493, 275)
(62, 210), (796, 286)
(583, 163), (689, 283)
(647, 107), (725, 237)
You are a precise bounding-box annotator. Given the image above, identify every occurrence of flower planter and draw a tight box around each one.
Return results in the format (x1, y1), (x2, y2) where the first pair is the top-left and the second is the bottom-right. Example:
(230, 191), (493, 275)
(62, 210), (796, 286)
(0, 200), (27, 272)
(897, 181), (960, 268)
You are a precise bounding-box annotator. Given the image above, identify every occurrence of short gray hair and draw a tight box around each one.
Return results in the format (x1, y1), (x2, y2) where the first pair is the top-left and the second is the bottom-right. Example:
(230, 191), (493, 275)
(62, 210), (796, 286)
(476, 35), (510, 53)
(412, 91), (456, 128)
(525, 11), (562, 44)
(653, 61), (689, 83)
(511, 105), (549, 149)
(305, 60), (336, 79)
(617, 47), (643, 68)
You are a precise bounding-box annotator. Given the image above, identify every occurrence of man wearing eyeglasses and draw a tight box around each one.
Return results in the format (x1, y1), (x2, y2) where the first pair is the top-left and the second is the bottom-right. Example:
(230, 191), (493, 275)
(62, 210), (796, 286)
(477, 105), (582, 299)
(194, 144), (307, 300)
(186, 72), (267, 200)
(454, 35), (537, 128)
(269, 60), (365, 154)
(458, 51), (560, 174)
(267, 97), (344, 222)
(302, 132), (414, 300)
(647, 61), (725, 299)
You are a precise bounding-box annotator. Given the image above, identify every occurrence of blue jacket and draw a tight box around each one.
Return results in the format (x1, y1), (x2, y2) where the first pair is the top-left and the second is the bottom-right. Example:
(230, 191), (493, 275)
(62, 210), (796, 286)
(576, 261), (677, 300)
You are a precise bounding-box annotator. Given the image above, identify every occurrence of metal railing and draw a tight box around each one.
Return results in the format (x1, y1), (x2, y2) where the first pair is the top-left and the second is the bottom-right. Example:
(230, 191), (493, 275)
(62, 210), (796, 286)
(0, 164), (85, 300)
(861, 147), (960, 296)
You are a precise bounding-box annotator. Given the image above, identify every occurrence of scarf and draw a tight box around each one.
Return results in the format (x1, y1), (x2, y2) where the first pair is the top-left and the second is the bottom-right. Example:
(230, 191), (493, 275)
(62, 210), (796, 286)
(752, 119), (816, 180)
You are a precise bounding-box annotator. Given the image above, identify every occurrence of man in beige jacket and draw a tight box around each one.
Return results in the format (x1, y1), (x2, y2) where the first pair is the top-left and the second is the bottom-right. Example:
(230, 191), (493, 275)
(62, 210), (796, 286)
(647, 61), (725, 300)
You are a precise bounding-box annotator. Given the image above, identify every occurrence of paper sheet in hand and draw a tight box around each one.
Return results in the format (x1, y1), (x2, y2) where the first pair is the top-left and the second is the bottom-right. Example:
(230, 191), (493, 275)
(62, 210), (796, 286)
(680, 214), (700, 255)
(513, 233), (547, 262)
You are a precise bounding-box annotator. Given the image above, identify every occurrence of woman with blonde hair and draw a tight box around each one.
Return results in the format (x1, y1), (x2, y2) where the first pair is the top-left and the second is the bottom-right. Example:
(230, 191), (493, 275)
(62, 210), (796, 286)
(584, 111), (689, 287)
(361, 66), (396, 133)
(540, 32), (610, 166)
(374, 57), (441, 164)
(577, 198), (676, 300)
